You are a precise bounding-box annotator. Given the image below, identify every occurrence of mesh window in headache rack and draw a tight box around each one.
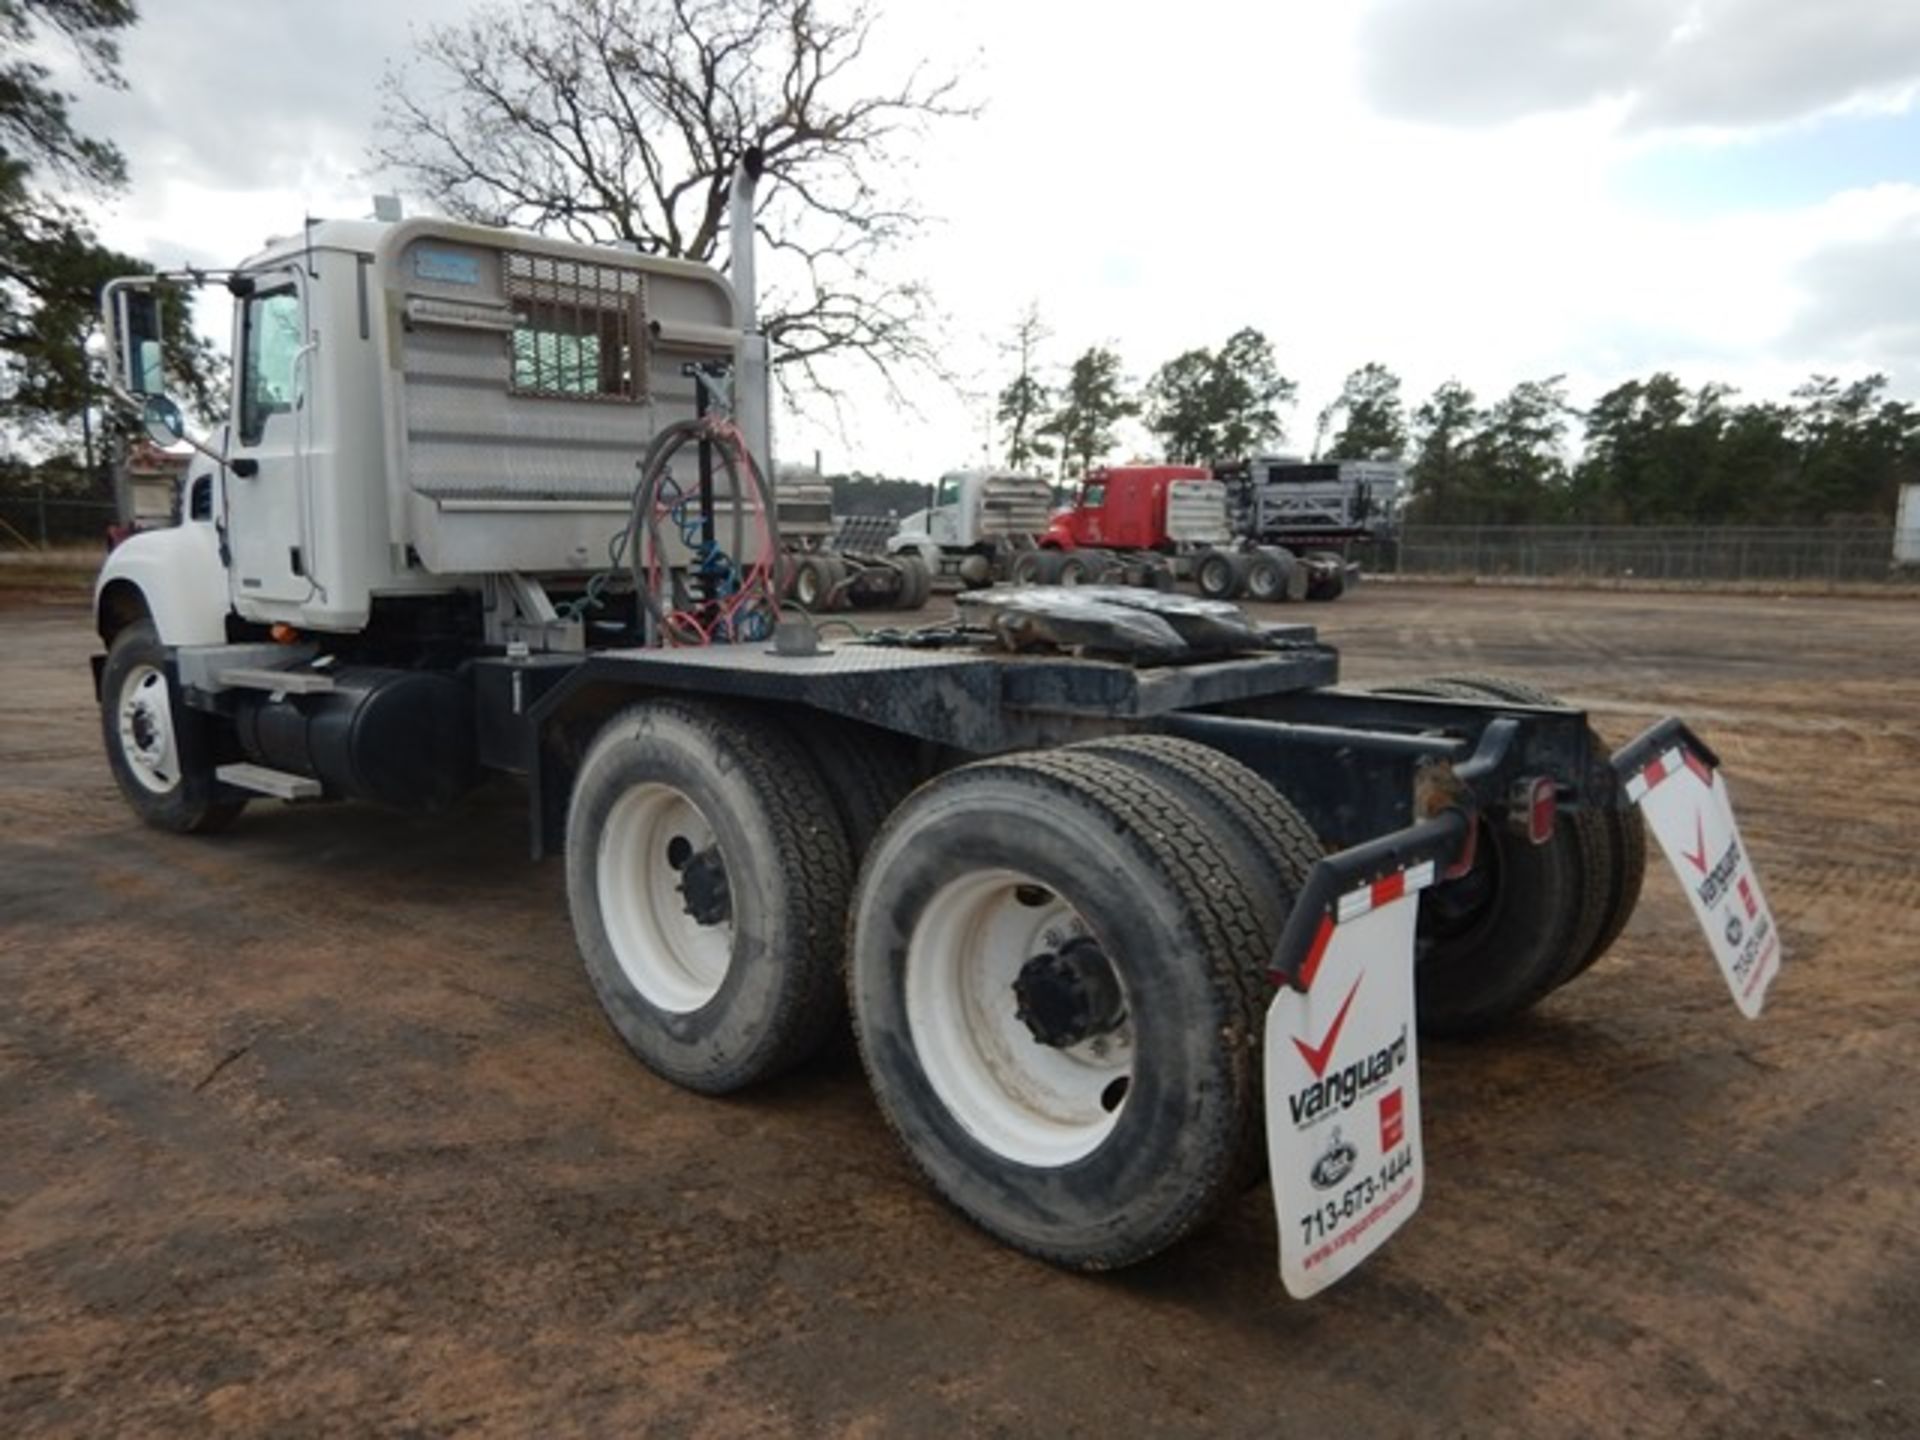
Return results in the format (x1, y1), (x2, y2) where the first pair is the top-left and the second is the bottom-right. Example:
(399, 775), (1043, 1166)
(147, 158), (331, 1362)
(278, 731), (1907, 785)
(503, 251), (648, 403)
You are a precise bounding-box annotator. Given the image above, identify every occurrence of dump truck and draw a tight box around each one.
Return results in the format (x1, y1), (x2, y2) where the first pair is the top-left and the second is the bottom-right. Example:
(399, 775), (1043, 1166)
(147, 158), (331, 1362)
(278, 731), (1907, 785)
(1216, 456), (1408, 599)
(90, 152), (1779, 1297)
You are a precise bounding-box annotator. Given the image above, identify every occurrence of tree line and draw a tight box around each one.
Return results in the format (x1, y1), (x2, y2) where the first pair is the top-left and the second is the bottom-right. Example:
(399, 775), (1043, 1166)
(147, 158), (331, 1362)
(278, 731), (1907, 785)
(5, 0), (1914, 536)
(1, 0), (219, 491)
(996, 321), (1919, 526)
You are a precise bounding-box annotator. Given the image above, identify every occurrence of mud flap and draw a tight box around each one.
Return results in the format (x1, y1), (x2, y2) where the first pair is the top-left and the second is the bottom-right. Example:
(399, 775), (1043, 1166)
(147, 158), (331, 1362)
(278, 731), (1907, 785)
(1613, 720), (1782, 1018)
(1264, 812), (1467, 1299)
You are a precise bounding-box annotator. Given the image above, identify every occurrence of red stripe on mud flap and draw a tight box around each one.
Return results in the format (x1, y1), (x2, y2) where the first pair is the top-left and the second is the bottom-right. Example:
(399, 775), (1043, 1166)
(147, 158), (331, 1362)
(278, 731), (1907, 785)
(1370, 872), (1407, 909)
(1642, 756), (1668, 788)
(1296, 913), (1337, 992)
(1681, 748), (1715, 786)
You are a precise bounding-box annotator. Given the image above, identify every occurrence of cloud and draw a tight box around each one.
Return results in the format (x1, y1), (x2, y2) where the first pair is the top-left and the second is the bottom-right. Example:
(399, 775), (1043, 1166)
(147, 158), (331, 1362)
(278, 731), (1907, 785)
(1358, 0), (1673, 126)
(1359, 0), (1920, 131)
(28, 0), (1920, 476)
(1786, 214), (1920, 383)
(58, 0), (472, 196)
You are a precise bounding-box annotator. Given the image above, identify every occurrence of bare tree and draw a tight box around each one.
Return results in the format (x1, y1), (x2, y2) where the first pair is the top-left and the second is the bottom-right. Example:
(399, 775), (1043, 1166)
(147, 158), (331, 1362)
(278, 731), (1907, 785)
(373, 0), (973, 400)
(994, 302), (1052, 473)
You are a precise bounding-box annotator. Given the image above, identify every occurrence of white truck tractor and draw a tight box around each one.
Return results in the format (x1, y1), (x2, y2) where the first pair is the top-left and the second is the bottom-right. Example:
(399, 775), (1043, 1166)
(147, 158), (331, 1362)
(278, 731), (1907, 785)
(886, 468), (1058, 586)
(91, 155), (1778, 1298)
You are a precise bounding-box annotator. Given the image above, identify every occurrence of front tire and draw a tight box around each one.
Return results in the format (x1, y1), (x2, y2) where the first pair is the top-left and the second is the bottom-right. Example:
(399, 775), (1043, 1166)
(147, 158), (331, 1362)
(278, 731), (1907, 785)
(99, 619), (245, 834)
(567, 699), (853, 1093)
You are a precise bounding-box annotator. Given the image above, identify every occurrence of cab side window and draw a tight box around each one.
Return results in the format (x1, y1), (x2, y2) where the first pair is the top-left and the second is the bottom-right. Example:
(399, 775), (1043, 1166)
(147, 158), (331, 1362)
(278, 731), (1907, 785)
(239, 288), (302, 445)
(1081, 483), (1106, 508)
(935, 475), (961, 507)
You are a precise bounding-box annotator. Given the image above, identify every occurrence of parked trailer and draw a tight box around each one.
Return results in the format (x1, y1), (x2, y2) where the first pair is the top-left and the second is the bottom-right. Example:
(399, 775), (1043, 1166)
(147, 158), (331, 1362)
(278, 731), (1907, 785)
(775, 480), (933, 611)
(88, 156), (1779, 1295)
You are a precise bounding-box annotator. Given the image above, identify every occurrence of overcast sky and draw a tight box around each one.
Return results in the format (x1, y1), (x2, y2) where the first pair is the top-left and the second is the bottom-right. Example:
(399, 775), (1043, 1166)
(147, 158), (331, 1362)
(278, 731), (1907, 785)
(49, 0), (1920, 475)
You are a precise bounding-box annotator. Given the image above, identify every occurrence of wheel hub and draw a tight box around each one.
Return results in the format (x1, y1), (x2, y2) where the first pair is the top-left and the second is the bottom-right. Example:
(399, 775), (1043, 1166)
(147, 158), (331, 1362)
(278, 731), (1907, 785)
(676, 843), (732, 926)
(116, 663), (179, 794)
(1013, 936), (1127, 1049)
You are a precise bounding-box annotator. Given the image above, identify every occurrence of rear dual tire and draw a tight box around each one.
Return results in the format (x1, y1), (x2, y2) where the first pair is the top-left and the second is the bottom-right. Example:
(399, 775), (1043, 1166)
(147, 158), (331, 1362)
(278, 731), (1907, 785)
(851, 739), (1318, 1268)
(791, 554), (842, 610)
(567, 699), (853, 1093)
(1193, 548), (1244, 600)
(1372, 675), (1646, 1033)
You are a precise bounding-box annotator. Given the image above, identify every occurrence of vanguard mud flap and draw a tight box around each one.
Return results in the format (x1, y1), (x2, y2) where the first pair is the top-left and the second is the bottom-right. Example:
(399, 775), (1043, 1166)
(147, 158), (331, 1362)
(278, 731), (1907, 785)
(1265, 811), (1466, 1300)
(1263, 718), (1783, 1298)
(1612, 719), (1783, 1018)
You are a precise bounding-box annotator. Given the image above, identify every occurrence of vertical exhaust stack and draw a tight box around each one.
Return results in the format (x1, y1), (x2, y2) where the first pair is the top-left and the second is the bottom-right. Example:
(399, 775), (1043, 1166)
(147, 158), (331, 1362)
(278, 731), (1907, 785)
(730, 147), (773, 485)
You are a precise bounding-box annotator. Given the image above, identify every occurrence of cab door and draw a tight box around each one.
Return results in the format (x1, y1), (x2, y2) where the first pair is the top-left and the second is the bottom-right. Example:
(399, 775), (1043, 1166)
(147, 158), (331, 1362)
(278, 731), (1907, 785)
(929, 473), (963, 546)
(1074, 481), (1107, 545)
(225, 278), (312, 604)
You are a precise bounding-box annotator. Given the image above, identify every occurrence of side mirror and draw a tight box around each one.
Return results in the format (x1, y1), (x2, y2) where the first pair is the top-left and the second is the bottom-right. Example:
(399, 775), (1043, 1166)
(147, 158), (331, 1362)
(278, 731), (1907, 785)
(141, 394), (186, 447)
(110, 284), (166, 397)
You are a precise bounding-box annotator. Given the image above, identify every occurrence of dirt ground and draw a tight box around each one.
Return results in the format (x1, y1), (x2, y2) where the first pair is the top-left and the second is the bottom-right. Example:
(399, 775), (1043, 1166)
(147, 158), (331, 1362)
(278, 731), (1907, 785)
(3, 579), (1916, 1438)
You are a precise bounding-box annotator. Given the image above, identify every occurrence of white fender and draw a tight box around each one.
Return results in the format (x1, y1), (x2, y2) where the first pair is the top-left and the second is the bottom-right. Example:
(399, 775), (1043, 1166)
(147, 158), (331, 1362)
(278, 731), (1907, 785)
(94, 525), (231, 647)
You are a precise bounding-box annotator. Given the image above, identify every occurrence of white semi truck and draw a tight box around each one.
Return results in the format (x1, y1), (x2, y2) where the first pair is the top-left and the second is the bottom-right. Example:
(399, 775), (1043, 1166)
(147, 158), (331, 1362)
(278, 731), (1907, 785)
(90, 155), (1778, 1296)
(887, 469), (1059, 585)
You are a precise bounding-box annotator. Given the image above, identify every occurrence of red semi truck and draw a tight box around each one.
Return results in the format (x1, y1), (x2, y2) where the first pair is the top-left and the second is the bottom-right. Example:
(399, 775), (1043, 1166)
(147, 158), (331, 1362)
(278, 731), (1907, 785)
(1040, 464), (1339, 600)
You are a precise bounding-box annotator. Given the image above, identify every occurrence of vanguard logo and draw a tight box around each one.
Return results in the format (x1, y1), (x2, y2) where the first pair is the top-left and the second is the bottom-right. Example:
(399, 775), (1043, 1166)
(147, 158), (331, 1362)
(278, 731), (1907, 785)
(1287, 1025), (1410, 1127)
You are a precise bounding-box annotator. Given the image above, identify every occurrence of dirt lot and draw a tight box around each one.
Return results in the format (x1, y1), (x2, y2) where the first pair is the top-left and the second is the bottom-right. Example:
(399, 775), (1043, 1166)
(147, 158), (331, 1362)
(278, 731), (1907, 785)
(3, 580), (1916, 1438)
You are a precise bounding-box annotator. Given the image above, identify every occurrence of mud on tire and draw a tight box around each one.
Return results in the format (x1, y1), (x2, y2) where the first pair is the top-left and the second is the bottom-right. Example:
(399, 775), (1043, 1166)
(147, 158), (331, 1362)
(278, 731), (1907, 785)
(849, 750), (1273, 1270)
(567, 698), (853, 1093)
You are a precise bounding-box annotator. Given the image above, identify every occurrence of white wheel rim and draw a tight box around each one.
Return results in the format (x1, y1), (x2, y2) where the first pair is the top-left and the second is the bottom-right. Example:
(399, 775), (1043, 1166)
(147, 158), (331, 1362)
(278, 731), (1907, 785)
(596, 783), (734, 1013)
(905, 869), (1132, 1167)
(116, 662), (180, 794)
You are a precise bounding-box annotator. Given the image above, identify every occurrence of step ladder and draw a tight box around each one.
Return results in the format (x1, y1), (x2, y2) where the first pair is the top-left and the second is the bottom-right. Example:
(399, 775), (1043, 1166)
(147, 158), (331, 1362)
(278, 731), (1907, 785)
(215, 763), (323, 800)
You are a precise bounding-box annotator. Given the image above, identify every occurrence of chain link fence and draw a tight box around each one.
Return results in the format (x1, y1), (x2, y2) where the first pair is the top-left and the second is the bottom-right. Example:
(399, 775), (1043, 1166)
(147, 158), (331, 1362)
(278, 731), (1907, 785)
(1359, 525), (1903, 585)
(0, 495), (120, 548)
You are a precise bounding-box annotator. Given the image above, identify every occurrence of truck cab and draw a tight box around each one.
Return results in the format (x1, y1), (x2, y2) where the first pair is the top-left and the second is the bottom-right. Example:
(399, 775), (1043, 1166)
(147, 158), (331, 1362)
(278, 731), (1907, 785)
(888, 469), (1054, 584)
(891, 470), (1052, 552)
(1043, 465), (1231, 552)
(96, 214), (752, 650)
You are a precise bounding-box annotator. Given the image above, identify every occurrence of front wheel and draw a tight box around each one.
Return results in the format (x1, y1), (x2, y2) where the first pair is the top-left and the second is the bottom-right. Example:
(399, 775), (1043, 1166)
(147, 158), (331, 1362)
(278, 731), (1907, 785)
(99, 619), (245, 834)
